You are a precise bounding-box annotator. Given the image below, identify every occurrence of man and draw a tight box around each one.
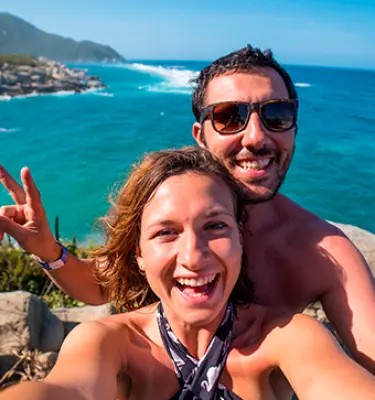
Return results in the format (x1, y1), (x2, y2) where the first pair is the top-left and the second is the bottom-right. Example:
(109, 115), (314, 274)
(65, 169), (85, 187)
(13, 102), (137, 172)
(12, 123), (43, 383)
(0, 45), (375, 378)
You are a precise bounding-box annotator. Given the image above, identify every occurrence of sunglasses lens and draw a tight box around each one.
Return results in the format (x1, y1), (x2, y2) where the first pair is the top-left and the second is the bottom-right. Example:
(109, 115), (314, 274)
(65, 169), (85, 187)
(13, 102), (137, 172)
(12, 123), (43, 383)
(261, 101), (296, 131)
(212, 103), (249, 134)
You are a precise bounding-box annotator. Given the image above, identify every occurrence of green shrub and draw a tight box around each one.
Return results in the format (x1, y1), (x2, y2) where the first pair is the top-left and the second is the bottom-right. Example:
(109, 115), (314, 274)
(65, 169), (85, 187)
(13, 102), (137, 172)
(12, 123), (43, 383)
(0, 54), (40, 66)
(0, 236), (95, 308)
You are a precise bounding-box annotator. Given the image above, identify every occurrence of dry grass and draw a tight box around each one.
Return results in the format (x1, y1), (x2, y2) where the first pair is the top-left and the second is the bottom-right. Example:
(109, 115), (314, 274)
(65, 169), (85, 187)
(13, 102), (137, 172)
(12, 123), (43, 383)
(0, 349), (56, 391)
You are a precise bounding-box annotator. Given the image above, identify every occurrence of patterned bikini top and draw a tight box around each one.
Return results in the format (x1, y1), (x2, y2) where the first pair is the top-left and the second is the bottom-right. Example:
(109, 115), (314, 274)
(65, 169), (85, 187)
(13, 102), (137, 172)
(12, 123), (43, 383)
(157, 302), (243, 400)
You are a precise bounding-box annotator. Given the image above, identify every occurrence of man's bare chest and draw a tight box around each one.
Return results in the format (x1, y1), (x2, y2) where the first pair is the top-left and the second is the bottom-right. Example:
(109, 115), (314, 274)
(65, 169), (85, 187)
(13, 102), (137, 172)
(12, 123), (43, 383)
(244, 235), (321, 311)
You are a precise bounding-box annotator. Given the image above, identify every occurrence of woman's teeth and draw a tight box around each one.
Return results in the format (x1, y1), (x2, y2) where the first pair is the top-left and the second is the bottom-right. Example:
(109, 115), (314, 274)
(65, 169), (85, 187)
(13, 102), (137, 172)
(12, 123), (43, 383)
(176, 273), (216, 287)
(238, 159), (271, 171)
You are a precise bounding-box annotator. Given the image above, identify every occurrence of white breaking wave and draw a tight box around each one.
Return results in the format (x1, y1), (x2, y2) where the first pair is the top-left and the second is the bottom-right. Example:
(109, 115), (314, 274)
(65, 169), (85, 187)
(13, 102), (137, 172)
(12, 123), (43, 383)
(146, 86), (192, 95)
(122, 62), (197, 95)
(0, 88), (113, 101)
(0, 91), (75, 100)
(0, 127), (19, 133)
(50, 90), (76, 97)
(122, 63), (312, 94)
(92, 91), (114, 97)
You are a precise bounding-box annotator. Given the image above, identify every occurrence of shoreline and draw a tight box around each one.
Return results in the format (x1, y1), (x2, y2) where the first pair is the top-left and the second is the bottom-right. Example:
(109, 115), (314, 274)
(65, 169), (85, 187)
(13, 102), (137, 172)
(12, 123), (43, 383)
(0, 56), (106, 98)
(0, 86), (108, 101)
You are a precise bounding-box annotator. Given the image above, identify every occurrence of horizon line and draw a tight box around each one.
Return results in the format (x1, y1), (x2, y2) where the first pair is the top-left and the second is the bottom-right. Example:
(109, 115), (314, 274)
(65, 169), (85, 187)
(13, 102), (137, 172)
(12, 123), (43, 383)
(85, 58), (375, 73)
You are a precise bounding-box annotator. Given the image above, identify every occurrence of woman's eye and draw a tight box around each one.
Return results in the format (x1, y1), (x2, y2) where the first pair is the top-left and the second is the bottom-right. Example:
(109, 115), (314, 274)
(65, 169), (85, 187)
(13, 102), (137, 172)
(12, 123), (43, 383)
(155, 228), (177, 238)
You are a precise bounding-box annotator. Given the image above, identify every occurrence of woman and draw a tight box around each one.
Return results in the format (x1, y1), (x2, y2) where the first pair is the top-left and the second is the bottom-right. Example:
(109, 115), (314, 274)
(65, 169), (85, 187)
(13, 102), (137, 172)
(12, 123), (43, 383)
(1, 147), (375, 400)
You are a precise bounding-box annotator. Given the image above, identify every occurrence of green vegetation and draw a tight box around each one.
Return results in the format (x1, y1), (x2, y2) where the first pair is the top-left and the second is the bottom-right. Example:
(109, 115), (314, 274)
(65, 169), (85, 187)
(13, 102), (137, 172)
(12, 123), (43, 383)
(0, 235), (94, 308)
(0, 13), (125, 63)
(0, 54), (39, 66)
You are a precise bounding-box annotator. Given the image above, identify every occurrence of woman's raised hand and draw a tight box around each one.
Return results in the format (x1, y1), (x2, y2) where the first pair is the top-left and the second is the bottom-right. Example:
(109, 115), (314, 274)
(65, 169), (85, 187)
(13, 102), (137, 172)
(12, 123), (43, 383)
(0, 166), (60, 261)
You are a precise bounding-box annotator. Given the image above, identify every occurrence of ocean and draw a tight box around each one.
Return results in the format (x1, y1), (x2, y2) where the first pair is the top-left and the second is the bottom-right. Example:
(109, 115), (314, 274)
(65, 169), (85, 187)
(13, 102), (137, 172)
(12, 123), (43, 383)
(1, 61), (375, 243)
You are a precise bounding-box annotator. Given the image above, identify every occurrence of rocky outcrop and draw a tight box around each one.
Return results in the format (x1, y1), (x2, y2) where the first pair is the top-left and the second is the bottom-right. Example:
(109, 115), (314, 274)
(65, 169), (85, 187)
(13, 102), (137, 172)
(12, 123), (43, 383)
(0, 57), (106, 98)
(0, 291), (63, 355)
(0, 291), (115, 388)
(332, 222), (375, 275)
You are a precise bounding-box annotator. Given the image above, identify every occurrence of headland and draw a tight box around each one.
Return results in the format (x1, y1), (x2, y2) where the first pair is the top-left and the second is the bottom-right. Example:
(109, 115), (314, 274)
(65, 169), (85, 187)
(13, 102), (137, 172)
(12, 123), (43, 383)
(0, 54), (106, 98)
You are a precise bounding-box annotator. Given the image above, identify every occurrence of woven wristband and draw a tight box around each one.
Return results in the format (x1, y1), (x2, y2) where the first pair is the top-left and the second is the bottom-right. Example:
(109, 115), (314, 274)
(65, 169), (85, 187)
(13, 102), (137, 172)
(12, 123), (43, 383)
(33, 243), (69, 271)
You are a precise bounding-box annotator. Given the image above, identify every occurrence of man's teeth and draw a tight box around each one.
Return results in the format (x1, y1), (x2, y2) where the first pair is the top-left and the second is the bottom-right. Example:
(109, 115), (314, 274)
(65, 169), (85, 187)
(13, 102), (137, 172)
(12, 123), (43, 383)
(238, 159), (271, 171)
(176, 274), (216, 287)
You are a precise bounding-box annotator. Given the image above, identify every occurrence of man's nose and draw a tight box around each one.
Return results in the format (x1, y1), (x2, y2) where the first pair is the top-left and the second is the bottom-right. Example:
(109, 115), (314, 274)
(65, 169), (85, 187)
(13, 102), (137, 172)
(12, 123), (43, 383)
(241, 111), (269, 149)
(177, 229), (206, 271)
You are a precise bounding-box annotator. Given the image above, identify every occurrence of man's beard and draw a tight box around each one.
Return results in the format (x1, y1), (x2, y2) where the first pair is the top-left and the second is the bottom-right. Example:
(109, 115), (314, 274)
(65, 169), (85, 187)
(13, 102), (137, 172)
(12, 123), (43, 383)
(232, 145), (295, 204)
(239, 164), (288, 204)
(201, 127), (295, 204)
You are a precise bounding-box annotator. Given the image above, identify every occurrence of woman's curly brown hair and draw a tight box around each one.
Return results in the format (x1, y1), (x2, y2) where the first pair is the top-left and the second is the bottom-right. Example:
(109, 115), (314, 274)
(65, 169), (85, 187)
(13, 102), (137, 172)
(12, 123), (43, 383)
(94, 146), (253, 312)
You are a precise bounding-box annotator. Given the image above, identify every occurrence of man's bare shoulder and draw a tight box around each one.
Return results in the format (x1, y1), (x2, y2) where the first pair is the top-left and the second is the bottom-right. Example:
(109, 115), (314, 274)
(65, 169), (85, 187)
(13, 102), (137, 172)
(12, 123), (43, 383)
(274, 194), (349, 245)
(233, 310), (325, 359)
(274, 194), (370, 282)
(281, 196), (365, 269)
(233, 305), (292, 350)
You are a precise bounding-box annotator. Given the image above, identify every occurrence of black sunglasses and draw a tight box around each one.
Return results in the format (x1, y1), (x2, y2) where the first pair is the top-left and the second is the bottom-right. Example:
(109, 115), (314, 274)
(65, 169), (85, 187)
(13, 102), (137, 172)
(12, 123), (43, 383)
(199, 99), (298, 134)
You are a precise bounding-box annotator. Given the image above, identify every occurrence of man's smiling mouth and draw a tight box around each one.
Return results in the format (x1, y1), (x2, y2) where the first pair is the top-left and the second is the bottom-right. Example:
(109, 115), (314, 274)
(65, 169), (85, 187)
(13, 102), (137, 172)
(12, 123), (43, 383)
(236, 158), (272, 171)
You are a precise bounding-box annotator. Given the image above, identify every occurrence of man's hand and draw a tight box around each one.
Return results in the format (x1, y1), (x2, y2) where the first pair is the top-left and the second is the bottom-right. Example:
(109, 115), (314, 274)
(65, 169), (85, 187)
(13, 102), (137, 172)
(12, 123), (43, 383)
(0, 165), (60, 261)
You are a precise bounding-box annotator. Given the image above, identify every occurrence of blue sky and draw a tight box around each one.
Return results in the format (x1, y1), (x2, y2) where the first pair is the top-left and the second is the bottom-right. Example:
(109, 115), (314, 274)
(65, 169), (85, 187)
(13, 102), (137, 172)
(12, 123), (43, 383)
(2, 0), (375, 68)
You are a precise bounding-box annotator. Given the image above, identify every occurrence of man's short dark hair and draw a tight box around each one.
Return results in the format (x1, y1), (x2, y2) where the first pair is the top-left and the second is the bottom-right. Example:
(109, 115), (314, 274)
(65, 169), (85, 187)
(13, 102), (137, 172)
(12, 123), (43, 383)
(191, 44), (298, 121)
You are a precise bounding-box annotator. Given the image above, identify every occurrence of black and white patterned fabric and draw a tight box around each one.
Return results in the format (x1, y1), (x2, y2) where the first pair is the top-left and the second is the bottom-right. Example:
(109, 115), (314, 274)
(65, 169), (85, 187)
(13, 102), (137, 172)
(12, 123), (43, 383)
(157, 302), (242, 400)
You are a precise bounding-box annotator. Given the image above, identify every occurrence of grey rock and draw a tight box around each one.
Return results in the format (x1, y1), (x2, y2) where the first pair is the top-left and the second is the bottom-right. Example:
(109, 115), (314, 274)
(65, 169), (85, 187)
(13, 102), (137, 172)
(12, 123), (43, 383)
(16, 73), (32, 84)
(52, 303), (116, 323)
(30, 75), (41, 82)
(39, 303), (65, 353)
(331, 222), (375, 276)
(0, 292), (64, 355)
(52, 303), (116, 336)
(17, 66), (32, 73)
(3, 74), (17, 86)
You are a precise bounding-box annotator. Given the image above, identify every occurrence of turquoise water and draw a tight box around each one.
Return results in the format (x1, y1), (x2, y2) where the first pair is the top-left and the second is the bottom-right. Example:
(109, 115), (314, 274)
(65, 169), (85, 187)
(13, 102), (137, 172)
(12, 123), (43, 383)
(1, 61), (375, 242)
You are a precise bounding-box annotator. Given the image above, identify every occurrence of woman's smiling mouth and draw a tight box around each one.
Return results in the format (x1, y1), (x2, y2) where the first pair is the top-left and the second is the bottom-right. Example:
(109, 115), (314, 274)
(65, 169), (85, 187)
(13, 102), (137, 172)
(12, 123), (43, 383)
(174, 273), (219, 299)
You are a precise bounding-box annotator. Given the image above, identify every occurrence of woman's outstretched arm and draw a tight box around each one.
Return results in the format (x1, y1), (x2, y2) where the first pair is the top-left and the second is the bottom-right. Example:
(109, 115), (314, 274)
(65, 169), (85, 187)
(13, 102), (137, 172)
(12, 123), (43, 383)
(273, 314), (375, 400)
(0, 320), (125, 400)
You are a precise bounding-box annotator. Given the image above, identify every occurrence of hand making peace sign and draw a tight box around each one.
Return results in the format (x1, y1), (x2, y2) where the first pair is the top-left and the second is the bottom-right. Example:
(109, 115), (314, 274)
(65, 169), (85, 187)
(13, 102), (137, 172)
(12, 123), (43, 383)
(0, 166), (61, 261)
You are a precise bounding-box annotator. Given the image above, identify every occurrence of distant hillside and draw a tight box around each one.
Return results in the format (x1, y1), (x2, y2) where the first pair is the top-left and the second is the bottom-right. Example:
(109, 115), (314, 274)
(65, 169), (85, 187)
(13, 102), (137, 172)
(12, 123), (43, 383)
(0, 13), (125, 63)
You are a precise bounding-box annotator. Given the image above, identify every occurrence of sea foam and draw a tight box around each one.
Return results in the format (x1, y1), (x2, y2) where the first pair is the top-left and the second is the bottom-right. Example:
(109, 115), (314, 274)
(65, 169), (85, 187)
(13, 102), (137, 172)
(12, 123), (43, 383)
(122, 62), (197, 95)
(92, 91), (114, 97)
(0, 87), (111, 101)
(295, 83), (311, 87)
(0, 128), (19, 133)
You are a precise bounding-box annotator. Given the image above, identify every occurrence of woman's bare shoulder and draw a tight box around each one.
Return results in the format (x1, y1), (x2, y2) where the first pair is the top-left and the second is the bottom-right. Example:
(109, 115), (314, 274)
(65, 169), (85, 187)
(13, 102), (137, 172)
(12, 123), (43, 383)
(56, 303), (160, 372)
(96, 302), (160, 344)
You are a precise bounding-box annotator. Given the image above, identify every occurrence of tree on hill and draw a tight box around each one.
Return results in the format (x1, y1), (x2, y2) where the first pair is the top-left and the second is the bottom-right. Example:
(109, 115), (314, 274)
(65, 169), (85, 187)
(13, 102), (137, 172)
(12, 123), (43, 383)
(0, 13), (125, 63)
(0, 54), (38, 66)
